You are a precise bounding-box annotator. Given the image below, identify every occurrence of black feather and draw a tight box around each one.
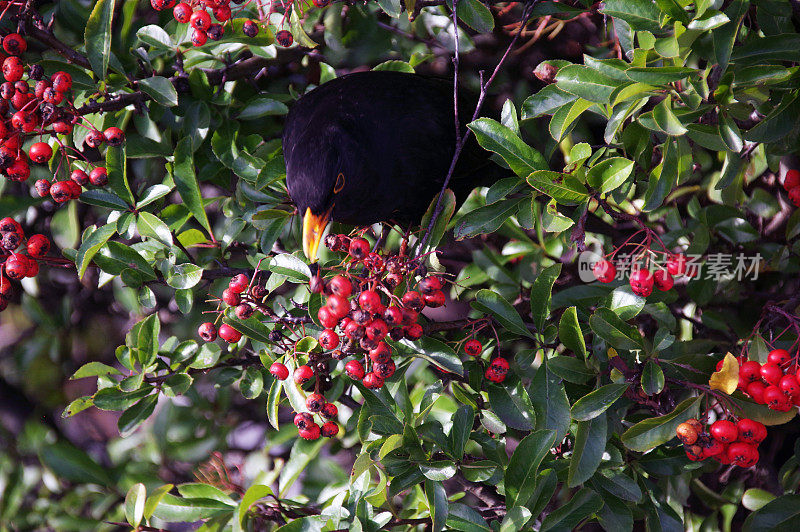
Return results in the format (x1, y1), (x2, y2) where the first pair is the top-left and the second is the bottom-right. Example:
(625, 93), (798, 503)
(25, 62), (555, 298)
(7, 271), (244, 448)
(283, 71), (501, 226)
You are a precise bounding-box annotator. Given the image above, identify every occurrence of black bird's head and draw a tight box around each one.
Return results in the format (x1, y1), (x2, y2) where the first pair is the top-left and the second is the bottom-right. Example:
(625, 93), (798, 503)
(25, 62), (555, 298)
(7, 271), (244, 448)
(285, 140), (352, 261)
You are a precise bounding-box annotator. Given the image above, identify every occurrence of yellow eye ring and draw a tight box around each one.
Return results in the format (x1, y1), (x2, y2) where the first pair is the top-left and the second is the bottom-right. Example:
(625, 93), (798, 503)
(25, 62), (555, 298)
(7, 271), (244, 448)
(334, 173), (345, 194)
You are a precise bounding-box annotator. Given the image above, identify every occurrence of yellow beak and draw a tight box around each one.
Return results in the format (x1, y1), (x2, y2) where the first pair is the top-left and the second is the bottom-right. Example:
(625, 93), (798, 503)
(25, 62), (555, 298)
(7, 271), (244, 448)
(302, 207), (331, 261)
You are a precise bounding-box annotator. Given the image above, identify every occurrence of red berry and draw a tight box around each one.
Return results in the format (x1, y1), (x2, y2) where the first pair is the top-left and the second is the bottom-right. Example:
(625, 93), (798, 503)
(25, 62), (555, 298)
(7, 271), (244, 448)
(28, 142), (52, 164)
(317, 306), (339, 328)
(151, 0), (177, 10)
(764, 385), (791, 410)
(789, 187), (800, 208)
(374, 360), (396, 380)
(321, 402), (338, 419)
(26, 234), (50, 258)
(345, 360), (365, 380)
(326, 294), (350, 319)
(313, 0), (330, 7)
(740, 360), (762, 383)
(34, 179), (50, 197)
(419, 275), (444, 294)
(760, 363), (783, 386)
(103, 127), (125, 147)
(207, 23), (224, 41)
(768, 348), (791, 365)
(365, 252), (384, 272)
(464, 339), (482, 356)
(710, 420), (738, 443)
(89, 167), (108, 186)
(593, 259), (616, 283)
(218, 324), (242, 343)
(780, 374), (800, 397)
(424, 290), (446, 308)
(213, 6), (231, 21)
(329, 275), (352, 297)
(4, 253), (28, 280)
(319, 328), (340, 350)
(344, 319), (365, 340)
(629, 269), (654, 297)
(713, 447), (733, 464)
(228, 273), (249, 293)
(269, 362), (289, 380)
(402, 291), (424, 311)
(222, 288), (241, 306)
(235, 303), (254, 320)
(294, 412), (313, 429)
(653, 270), (674, 291)
(294, 364), (313, 384)
(173, 2), (192, 23)
(51, 71), (72, 92)
(685, 445), (705, 461)
(276, 29), (294, 47)
(702, 438), (725, 457)
(366, 319), (388, 341)
(69, 169), (89, 187)
(348, 237), (369, 259)
(727, 442), (759, 467)
(404, 323), (423, 340)
(486, 358), (509, 383)
(369, 342), (392, 364)
(320, 421), (339, 437)
(306, 393), (325, 413)
(2, 34), (26, 56)
(6, 159), (30, 182)
(362, 372), (384, 389)
(190, 28), (208, 47)
(401, 308), (419, 326)
(53, 121), (72, 135)
(0, 217), (20, 233)
(737, 418), (767, 444)
(784, 169), (800, 191)
(299, 423), (321, 440)
(746, 381), (766, 403)
(383, 306), (403, 326)
(25, 260), (39, 278)
(358, 290), (382, 313)
(49, 181), (72, 203)
(2, 57), (23, 82)
(42, 87), (63, 105)
(11, 111), (36, 133)
(242, 20), (259, 37)
(666, 253), (687, 276)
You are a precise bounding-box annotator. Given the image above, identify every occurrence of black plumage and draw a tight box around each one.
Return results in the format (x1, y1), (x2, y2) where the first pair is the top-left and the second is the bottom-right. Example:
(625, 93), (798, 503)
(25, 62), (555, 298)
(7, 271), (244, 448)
(282, 71), (500, 258)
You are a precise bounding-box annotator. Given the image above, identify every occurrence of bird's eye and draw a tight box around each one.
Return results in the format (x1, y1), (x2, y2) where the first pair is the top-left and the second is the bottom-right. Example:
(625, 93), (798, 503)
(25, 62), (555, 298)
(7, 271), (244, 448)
(333, 173), (345, 194)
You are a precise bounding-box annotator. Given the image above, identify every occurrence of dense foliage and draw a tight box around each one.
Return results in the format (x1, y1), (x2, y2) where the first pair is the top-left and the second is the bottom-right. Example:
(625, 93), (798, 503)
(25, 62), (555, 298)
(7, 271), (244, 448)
(2, 0), (800, 530)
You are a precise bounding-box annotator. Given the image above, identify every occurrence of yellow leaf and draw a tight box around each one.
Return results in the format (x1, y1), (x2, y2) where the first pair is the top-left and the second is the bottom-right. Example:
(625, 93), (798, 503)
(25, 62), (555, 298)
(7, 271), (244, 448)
(607, 347), (618, 359)
(709, 352), (739, 395)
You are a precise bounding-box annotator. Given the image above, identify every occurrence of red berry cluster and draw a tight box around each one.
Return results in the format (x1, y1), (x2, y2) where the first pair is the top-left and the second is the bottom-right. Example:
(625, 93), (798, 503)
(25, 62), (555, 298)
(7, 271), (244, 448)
(150, 0), (301, 47)
(593, 252), (695, 297)
(196, 272), (261, 343)
(782, 169), (800, 207)
(676, 417), (765, 467)
(0, 33), (117, 203)
(0, 217), (50, 311)
(735, 349), (800, 412)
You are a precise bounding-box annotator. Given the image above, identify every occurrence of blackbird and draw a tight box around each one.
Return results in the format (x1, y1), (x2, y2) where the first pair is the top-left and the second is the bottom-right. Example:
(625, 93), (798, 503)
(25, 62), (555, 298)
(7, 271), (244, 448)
(282, 70), (500, 260)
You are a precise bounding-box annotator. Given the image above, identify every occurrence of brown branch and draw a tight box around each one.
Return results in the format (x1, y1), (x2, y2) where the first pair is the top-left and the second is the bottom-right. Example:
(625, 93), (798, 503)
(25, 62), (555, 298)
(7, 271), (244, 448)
(20, 2), (92, 70)
(75, 91), (148, 115)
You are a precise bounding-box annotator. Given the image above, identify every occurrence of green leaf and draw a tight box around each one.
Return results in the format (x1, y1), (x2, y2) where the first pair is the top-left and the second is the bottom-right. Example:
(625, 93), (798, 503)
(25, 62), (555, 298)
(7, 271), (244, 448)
(240, 367), (264, 399)
(143, 484), (173, 520)
(505, 430), (556, 508)
(173, 137), (212, 236)
(455, 0), (494, 32)
(80, 189), (130, 210)
(137, 212), (173, 247)
(530, 264), (562, 330)
(424, 480), (448, 532)
(641, 360), (665, 395)
(106, 144), (136, 206)
(571, 383), (630, 421)
(71, 361), (122, 379)
(84, 0), (116, 79)
(238, 97), (289, 119)
(742, 494), (800, 531)
(152, 493), (231, 522)
(238, 484), (273, 527)
(401, 337), (464, 375)
(731, 34), (800, 65)
(125, 483), (146, 528)
(488, 382), (535, 431)
(529, 363), (571, 443)
(139, 76), (179, 107)
(76, 224), (117, 279)
(621, 396), (702, 452)
(540, 488), (603, 532)
(419, 189), (456, 253)
(555, 65), (620, 103)
(468, 118), (547, 177)
(137, 24), (172, 49)
(625, 67), (694, 85)
(62, 396), (94, 418)
(549, 98), (593, 141)
(521, 85), (578, 119)
(95, 242), (156, 278)
(527, 171), (589, 205)
(586, 157), (634, 193)
(269, 253), (311, 282)
(548, 356), (594, 384)
(500, 507), (532, 532)
(40, 441), (112, 486)
(589, 307), (643, 350)
(472, 289), (532, 338)
(454, 198), (525, 240)
(93, 386), (153, 411)
(420, 461), (457, 481)
(278, 438), (325, 497)
(727, 393), (797, 426)
(118, 394), (157, 436)
(165, 263), (203, 289)
(600, 0), (663, 32)
(447, 502), (492, 532)
(449, 405), (474, 460)
(653, 96), (687, 136)
(742, 488), (776, 512)
(558, 307), (586, 358)
(567, 414), (607, 487)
